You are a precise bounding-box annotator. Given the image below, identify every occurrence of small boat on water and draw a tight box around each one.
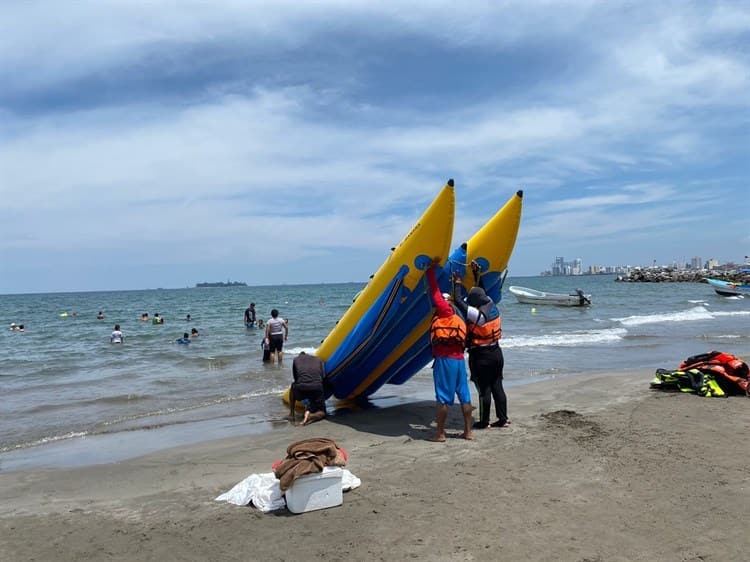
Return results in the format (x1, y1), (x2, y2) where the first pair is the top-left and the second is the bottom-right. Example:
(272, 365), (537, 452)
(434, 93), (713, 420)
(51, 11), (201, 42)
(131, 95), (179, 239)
(508, 286), (592, 307)
(705, 278), (750, 297)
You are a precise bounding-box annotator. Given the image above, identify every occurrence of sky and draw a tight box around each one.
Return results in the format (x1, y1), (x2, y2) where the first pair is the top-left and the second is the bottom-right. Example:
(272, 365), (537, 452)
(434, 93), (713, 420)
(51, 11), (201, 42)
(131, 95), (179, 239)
(1, 1), (748, 294)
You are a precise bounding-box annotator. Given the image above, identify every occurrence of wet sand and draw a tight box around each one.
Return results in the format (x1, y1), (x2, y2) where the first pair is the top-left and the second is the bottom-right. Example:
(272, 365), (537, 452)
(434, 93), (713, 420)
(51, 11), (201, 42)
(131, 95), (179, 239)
(1, 370), (748, 561)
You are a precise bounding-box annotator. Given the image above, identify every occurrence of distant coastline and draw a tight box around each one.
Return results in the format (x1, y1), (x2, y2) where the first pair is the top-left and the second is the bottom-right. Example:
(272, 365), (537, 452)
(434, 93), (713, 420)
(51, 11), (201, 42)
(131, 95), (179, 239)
(195, 281), (247, 288)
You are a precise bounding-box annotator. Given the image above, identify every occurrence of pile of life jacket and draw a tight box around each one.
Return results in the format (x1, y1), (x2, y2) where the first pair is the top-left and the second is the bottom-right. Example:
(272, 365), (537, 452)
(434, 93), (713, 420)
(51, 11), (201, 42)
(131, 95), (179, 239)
(651, 351), (750, 397)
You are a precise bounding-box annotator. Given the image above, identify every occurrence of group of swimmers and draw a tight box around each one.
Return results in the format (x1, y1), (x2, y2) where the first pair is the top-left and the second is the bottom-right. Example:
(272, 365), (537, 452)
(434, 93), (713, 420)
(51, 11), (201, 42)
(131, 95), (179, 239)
(9, 323), (25, 332)
(140, 312), (165, 324)
(111, 315), (200, 345)
(176, 328), (200, 344)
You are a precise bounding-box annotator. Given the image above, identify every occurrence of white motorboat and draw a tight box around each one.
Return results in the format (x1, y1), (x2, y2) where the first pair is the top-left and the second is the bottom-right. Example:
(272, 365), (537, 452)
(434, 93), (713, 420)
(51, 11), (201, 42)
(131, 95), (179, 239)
(508, 286), (592, 306)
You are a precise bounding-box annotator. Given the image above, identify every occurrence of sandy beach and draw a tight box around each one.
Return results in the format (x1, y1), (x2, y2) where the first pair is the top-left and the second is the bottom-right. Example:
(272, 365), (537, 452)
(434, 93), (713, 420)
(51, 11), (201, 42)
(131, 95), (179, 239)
(1, 370), (748, 562)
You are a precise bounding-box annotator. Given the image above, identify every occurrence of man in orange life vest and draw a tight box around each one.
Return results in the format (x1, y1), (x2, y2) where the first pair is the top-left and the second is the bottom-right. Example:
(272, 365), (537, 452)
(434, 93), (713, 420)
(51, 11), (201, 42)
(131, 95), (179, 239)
(453, 260), (508, 429)
(426, 258), (474, 442)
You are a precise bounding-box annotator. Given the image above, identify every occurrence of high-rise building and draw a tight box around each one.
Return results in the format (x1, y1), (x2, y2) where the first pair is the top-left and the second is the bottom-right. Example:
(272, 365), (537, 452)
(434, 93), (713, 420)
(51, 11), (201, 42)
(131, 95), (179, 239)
(690, 256), (702, 270)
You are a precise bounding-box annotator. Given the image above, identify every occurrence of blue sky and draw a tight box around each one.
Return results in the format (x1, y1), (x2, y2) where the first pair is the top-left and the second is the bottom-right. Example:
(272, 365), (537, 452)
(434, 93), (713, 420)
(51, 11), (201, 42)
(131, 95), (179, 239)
(1, 1), (748, 294)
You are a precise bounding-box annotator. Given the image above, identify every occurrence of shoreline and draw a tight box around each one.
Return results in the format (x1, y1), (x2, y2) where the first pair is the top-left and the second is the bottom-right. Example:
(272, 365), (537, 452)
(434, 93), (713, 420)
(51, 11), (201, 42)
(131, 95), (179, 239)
(1, 369), (748, 560)
(0, 371), (584, 472)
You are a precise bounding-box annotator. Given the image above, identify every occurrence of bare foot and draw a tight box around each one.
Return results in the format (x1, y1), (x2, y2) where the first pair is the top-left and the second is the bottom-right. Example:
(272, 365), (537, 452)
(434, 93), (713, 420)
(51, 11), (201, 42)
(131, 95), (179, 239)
(427, 434), (446, 442)
(461, 432), (474, 441)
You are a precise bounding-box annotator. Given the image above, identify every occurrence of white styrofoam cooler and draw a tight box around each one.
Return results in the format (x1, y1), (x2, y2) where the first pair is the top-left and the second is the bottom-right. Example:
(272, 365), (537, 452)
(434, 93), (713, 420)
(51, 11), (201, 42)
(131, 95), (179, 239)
(285, 466), (343, 514)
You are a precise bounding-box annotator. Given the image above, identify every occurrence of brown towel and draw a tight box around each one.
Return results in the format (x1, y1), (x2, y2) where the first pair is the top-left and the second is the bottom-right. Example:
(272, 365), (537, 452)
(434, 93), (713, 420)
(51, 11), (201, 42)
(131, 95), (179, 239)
(274, 437), (347, 491)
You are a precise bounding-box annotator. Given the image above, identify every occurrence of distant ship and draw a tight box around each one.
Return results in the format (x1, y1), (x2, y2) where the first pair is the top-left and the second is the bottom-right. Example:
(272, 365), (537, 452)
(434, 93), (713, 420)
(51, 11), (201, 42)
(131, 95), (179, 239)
(195, 281), (247, 288)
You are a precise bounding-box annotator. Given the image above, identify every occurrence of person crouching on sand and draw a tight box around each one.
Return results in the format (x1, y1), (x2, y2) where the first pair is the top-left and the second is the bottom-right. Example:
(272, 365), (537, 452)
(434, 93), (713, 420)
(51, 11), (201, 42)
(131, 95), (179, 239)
(288, 351), (327, 426)
(426, 258), (473, 442)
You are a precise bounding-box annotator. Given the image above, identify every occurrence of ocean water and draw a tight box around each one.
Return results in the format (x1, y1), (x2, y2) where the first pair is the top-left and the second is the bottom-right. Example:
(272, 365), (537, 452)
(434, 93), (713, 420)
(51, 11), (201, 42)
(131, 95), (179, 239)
(1, 275), (748, 469)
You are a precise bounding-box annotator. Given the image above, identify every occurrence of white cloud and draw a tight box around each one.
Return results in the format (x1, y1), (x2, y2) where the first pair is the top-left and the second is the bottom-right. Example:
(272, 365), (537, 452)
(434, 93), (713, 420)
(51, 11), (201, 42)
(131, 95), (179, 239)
(1, 1), (748, 291)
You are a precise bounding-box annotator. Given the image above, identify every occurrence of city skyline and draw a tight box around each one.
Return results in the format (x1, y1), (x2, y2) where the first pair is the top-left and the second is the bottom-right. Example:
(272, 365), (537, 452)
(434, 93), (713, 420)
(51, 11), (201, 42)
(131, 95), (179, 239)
(541, 255), (749, 276)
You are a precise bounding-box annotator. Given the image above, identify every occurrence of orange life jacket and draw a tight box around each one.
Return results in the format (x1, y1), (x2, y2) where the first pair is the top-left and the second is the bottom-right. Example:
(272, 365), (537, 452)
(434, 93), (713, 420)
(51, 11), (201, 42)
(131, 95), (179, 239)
(468, 315), (502, 347)
(679, 351), (749, 395)
(430, 313), (467, 347)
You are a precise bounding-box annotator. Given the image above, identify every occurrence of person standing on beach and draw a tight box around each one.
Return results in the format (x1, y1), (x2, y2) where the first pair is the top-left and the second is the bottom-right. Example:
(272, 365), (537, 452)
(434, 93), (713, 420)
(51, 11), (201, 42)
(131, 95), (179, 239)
(244, 303), (257, 328)
(288, 351), (327, 425)
(453, 260), (508, 429)
(264, 309), (288, 363)
(110, 324), (123, 344)
(426, 258), (473, 442)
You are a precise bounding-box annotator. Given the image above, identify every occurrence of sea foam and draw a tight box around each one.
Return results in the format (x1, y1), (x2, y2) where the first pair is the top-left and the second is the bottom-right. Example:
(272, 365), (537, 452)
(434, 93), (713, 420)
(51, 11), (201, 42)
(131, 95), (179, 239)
(502, 328), (627, 349)
(613, 306), (714, 326)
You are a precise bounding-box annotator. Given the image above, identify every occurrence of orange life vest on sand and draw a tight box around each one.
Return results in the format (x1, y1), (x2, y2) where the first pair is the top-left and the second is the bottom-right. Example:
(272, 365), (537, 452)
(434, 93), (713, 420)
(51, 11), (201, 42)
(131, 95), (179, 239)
(468, 315), (502, 347)
(679, 351), (750, 395)
(430, 313), (467, 347)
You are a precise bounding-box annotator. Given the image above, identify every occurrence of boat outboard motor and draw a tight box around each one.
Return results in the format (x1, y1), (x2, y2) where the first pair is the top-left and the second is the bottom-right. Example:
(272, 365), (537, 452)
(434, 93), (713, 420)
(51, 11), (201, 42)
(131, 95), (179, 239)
(575, 289), (591, 306)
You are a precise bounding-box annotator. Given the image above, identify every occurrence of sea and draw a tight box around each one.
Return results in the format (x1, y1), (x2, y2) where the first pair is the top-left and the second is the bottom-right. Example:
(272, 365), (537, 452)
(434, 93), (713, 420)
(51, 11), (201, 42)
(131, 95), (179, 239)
(1, 275), (748, 471)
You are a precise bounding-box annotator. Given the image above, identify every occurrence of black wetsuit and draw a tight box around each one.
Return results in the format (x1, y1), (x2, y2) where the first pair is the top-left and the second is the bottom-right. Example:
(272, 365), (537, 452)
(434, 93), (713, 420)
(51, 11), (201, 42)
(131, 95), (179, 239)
(454, 282), (508, 427)
(468, 344), (507, 426)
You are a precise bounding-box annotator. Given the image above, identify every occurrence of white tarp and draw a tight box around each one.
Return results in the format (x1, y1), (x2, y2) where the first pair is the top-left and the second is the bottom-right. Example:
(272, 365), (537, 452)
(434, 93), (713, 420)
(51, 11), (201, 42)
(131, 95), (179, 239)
(215, 469), (361, 512)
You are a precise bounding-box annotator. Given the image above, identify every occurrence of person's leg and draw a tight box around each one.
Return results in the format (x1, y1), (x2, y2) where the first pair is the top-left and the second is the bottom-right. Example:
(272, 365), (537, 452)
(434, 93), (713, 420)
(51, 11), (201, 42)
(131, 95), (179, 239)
(288, 384), (297, 422)
(430, 403), (448, 442)
(461, 403), (473, 440)
(302, 410), (326, 425)
(473, 378), (491, 428)
(490, 348), (508, 427)
(469, 351), (490, 428)
(454, 359), (473, 439)
(430, 357), (451, 442)
(491, 376), (508, 426)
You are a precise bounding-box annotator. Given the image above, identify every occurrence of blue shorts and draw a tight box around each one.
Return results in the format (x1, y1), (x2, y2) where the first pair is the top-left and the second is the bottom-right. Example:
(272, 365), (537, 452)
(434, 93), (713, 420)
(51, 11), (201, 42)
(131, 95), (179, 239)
(432, 356), (471, 405)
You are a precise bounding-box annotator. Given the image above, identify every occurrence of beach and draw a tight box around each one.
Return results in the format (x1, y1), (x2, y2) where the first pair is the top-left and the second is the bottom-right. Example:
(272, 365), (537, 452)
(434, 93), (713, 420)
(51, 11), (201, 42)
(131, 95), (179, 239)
(2, 370), (748, 561)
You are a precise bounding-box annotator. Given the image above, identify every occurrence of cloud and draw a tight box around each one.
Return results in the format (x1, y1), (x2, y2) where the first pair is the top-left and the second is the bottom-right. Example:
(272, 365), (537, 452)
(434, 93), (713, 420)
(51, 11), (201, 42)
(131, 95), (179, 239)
(1, 1), (748, 291)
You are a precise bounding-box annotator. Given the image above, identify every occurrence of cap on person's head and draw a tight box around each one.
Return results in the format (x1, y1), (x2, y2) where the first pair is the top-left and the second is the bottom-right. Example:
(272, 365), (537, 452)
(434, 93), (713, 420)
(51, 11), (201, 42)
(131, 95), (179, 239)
(467, 286), (491, 307)
(442, 292), (452, 301)
(10, 323), (16, 327)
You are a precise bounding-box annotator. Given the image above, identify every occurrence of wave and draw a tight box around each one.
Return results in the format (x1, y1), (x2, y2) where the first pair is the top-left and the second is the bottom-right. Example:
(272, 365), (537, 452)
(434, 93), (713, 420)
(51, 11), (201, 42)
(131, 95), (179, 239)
(711, 310), (750, 318)
(502, 328), (627, 349)
(614, 306), (750, 327)
(25, 393), (151, 414)
(284, 346), (319, 355)
(614, 306), (708, 326)
(698, 333), (747, 340)
(2, 386), (291, 453)
(0, 431), (88, 453)
(100, 386), (289, 427)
